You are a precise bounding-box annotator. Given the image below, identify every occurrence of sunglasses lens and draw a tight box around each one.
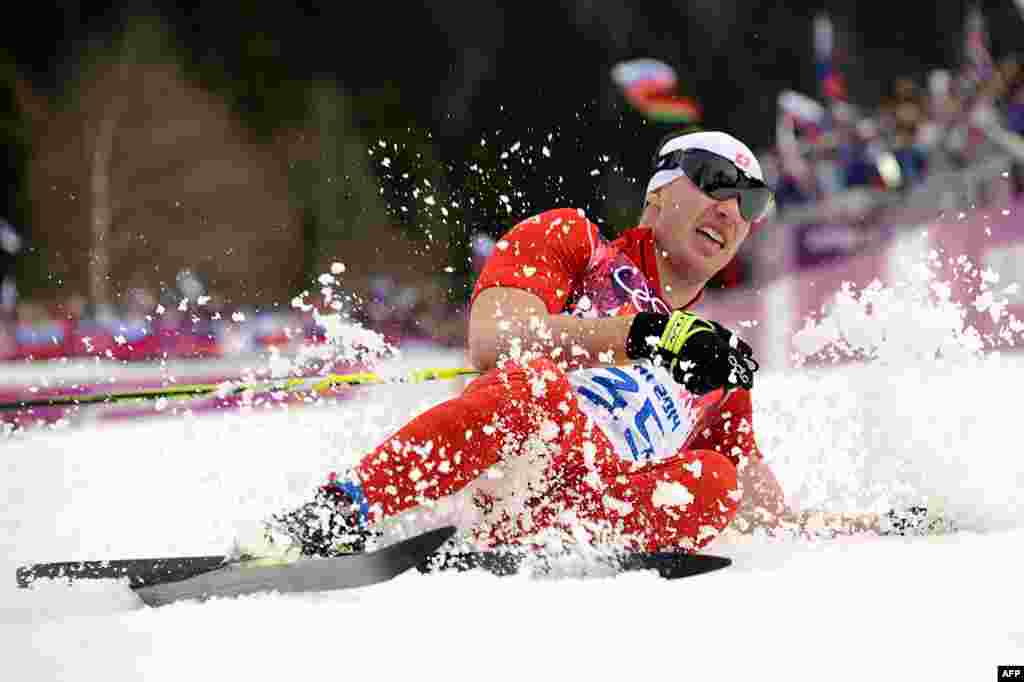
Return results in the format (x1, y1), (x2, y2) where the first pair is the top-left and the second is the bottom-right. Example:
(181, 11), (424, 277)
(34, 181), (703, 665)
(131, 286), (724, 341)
(681, 153), (738, 192)
(676, 150), (772, 222)
(705, 187), (772, 222)
(740, 187), (773, 222)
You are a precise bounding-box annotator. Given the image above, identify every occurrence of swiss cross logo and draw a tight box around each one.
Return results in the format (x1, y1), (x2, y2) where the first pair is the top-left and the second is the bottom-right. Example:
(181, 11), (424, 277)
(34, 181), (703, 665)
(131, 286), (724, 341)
(734, 153), (752, 169)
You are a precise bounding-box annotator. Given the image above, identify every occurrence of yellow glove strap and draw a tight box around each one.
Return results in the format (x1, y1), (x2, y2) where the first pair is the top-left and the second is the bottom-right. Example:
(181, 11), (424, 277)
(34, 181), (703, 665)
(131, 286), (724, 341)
(659, 311), (715, 355)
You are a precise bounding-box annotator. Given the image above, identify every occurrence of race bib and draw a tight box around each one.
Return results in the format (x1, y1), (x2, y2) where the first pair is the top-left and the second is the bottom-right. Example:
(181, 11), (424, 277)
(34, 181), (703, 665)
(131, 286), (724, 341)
(568, 364), (696, 463)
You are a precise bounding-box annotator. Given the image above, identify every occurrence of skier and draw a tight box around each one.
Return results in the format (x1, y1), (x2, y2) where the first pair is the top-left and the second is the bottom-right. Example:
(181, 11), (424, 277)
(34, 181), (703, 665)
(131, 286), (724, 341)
(256, 130), (784, 558)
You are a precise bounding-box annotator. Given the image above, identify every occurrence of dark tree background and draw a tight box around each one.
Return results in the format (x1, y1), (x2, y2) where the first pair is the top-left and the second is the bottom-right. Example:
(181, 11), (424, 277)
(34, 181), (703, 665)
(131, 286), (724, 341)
(4, 0), (1024, 302)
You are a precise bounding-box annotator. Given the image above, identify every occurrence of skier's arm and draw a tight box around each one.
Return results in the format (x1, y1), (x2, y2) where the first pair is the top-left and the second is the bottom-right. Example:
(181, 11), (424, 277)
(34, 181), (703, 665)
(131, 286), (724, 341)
(468, 286), (633, 371)
(468, 208), (628, 371)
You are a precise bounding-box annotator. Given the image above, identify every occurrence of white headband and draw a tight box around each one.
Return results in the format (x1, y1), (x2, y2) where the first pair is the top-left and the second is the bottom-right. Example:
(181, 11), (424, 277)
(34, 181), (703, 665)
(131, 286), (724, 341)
(645, 131), (763, 196)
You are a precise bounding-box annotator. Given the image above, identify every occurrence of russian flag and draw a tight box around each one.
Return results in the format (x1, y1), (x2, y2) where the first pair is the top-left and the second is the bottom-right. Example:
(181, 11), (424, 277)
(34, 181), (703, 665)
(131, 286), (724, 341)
(611, 58), (701, 124)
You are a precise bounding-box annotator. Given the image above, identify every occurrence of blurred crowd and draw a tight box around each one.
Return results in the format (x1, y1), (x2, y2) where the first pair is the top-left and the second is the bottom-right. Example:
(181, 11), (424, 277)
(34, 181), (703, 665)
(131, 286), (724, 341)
(764, 14), (1024, 213)
(0, 269), (470, 365)
(0, 289), (313, 363)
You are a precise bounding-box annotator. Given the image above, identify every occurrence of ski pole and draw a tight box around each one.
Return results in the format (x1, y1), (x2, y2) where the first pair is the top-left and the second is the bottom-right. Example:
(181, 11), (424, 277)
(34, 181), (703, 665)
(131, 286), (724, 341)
(0, 366), (481, 411)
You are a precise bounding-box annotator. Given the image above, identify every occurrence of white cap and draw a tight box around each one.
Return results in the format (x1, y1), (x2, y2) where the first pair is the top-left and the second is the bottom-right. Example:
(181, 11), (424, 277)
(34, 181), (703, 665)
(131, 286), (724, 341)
(646, 131), (763, 196)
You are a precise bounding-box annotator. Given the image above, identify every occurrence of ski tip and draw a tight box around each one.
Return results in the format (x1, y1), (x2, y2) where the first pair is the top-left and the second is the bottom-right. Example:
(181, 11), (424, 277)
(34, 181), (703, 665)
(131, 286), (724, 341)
(624, 552), (732, 579)
(15, 565), (33, 589)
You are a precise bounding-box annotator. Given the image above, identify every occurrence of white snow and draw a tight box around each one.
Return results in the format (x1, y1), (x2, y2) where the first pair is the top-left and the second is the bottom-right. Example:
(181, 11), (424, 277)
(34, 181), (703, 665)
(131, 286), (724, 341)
(3, 338), (1024, 678)
(651, 480), (695, 509)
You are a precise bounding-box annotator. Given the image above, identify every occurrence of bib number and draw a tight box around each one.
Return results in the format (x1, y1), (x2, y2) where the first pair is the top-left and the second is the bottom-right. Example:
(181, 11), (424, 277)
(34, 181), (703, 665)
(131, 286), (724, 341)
(569, 364), (694, 463)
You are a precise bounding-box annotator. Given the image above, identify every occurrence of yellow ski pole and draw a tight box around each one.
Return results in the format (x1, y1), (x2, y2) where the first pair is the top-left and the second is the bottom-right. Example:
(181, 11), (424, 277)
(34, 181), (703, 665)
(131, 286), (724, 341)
(0, 368), (481, 411)
(311, 367), (480, 393)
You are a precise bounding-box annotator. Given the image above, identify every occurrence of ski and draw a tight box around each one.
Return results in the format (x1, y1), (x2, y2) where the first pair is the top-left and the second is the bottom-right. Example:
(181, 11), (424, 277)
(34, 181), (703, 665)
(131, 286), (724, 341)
(417, 548), (732, 580)
(17, 526), (457, 608)
(16, 533), (731, 605)
(16, 554), (233, 589)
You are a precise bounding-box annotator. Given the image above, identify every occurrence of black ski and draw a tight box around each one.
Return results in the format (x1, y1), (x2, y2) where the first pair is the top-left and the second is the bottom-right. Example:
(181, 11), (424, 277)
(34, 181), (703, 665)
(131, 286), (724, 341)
(16, 526), (457, 608)
(16, 534), (730, 605)
(418, 548), (732, 580)
(16, 555), (232, 589)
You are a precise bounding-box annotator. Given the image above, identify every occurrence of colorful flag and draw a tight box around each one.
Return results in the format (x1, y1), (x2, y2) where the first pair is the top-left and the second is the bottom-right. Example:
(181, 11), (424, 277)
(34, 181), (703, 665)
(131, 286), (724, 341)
(611, 58), (701, 123)
(814, 14), (848, 103)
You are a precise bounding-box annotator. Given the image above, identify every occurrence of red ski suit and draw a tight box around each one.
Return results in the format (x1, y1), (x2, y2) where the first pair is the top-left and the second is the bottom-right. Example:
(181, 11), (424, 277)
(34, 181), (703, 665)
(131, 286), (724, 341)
(350, 209), (763, 552)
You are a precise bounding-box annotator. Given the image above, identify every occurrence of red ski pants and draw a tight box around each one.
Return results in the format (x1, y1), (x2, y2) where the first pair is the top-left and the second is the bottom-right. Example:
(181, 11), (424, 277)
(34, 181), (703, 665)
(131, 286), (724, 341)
(351, 358), (739, 552)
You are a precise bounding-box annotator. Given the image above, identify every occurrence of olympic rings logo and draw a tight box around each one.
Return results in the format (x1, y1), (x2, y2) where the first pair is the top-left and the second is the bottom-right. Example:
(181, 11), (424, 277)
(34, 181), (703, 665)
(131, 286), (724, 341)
(612, 266), (670, 314)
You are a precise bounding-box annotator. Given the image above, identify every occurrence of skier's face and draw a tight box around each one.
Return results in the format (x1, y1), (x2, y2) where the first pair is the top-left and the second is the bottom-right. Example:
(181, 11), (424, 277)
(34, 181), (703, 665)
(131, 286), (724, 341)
(648, 174), (752, 283)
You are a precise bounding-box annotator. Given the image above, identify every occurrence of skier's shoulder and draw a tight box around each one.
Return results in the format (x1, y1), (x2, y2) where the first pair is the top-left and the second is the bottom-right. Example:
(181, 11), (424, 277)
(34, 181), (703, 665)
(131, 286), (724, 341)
(500, 207), (600, 246)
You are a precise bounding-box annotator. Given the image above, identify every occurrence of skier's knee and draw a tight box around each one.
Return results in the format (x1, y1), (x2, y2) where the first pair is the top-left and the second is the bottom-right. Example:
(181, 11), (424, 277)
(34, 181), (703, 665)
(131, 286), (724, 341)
(689, 449), (739, 547)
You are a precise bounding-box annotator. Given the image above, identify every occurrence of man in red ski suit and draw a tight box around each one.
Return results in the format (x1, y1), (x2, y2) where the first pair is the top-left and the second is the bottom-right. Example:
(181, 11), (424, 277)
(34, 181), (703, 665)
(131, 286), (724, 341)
(274, 130), (785, 555)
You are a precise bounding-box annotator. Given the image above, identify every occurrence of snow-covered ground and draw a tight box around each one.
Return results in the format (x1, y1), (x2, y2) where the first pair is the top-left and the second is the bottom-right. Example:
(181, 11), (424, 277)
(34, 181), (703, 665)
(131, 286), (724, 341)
(3, 339), (1023, 680)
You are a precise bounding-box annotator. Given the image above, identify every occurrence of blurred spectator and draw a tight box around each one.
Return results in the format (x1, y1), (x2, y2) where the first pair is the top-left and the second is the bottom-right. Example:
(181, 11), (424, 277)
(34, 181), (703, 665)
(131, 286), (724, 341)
(0, 218), (21, 320)
(470, 230), (496, 277)
(880, 78), (928, 188)
(1001, 63), (1024, 197)
(838, 120), (881, 189)
(917, 69), (963, 174)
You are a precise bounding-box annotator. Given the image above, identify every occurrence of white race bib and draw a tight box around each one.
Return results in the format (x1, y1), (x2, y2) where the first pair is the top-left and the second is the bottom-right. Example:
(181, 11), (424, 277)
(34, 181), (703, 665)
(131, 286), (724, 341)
(568, 364), (696, 463)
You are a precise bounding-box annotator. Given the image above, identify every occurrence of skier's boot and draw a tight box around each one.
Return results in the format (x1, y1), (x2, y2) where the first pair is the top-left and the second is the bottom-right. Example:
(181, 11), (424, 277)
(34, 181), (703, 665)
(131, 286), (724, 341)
(235, 474), (379, 561)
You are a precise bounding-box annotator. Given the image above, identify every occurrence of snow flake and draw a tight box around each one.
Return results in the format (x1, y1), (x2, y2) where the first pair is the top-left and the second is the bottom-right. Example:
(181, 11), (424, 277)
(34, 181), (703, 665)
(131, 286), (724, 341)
(603, 496), (634, 517)
(539, 419), (559, 442)
(651, 481), (694, 509)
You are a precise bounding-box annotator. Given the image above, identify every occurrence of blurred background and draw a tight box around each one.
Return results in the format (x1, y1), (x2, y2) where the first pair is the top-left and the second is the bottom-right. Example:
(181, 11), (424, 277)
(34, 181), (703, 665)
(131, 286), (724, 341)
(2, 0), (1024, 373)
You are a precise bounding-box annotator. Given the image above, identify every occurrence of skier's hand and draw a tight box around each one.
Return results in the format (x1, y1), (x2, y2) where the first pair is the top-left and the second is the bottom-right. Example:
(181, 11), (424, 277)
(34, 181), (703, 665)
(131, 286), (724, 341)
(625, 311), (758, 395)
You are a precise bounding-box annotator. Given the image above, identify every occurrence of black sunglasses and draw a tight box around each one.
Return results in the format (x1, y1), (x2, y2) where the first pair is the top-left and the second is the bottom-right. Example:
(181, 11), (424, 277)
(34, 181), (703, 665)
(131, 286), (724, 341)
(653, 148), (774, 222)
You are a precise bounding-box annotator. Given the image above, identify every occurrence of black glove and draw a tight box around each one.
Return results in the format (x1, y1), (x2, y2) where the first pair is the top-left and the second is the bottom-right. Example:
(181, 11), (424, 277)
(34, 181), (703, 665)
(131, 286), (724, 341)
(625, 311), (758, 395)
